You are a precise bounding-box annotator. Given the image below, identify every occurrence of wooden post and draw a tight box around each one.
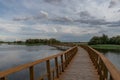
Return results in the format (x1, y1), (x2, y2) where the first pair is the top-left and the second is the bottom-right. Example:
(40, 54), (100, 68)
(110, 75), (113, 80)
(64, 54), (67, 67)
(40, 77), (44, 80)
(61, 55), (64, 72)
(46, 60), (51, 80)
(104, 66), (108, 80)
(52, 71), (55, 80)
(0, 77), (6, 80)
(29, 66), (34, 80)
(55, 57), (59, 78)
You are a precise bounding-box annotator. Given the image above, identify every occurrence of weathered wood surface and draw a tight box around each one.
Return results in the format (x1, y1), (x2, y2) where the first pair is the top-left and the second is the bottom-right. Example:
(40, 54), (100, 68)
(58, 47), (99, 80)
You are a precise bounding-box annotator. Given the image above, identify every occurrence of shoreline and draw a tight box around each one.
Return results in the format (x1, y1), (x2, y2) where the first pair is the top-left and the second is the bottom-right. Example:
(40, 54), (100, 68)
(90, 44), (120, 50)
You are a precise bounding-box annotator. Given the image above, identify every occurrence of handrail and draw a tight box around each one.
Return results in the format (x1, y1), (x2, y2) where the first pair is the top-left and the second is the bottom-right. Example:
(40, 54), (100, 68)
(80, 45), (120, 80)
(0, 46), (78, 80)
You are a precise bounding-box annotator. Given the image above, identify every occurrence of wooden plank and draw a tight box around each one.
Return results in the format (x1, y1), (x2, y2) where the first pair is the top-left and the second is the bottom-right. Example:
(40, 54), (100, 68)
(58, 47), (99, 80)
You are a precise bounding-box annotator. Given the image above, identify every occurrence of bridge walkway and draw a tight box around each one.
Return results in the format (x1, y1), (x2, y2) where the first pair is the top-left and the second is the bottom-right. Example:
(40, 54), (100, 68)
(58, 47), (99, 80)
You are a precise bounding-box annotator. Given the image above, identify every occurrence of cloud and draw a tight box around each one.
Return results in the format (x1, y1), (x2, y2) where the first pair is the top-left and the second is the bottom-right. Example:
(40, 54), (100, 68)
(40, 11), (48, 18)
(44, 0), (62, 4)
(0, 19), (23, 33)
(108, 0), (120, 8)
(13, 11), (48, 21)
(107, 20), (120, 27)
(79, 11), (95, 19)
(109, 1), (117, 8)
(0, 0), (120, 41)
(0, 18), (102, 41)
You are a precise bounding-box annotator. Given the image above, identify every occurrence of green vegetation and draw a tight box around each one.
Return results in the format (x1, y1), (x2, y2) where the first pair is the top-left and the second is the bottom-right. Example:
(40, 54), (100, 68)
(25, 38), (60, 45)
(0, 38), (61, 45)
(89, 34), (120, 50)
(90, 44), (120, 50)
(88, 34), (120, 45)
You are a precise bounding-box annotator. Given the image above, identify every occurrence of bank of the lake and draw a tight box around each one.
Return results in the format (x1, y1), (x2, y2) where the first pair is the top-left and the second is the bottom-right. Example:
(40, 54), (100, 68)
(90, 44), (120, 50)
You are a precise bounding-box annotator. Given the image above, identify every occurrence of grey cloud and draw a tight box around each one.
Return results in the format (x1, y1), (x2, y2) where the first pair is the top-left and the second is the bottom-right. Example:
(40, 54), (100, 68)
(13, 16), (30, 21)
(74, 19), (110, 25)
(108, 0), (120, 8)
(108, 1), (116, 8)
(13, 11), (48, 21)
(79, 11), (95, 19)
(51, 16), (73, 22)
(44, 0), (62, 4)
(18, 27), (45, 35)
(107, 21), (120, 27)
(118, 9), (120, 12)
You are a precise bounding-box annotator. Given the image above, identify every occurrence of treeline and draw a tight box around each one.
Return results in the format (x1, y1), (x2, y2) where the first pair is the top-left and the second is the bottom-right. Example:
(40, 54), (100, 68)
(0, 38), (61, 45)
(13, 38), (61, 44)
(25, 38), (60, 44)
(88, 34), (120, 45)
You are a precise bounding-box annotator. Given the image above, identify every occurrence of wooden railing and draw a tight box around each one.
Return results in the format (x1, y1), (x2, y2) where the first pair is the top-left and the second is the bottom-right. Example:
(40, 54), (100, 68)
(81, 45), (120, 80)
(0, 46), (78, 80)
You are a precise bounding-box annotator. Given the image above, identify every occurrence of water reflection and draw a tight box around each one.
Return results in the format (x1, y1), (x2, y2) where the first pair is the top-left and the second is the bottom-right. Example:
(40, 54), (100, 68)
(0, 44), (62, 71)
(95, 48), (120, 70)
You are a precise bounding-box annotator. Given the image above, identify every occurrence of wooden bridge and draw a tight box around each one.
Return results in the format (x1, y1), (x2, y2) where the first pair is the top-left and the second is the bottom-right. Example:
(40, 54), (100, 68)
(0, 45), (120, 80)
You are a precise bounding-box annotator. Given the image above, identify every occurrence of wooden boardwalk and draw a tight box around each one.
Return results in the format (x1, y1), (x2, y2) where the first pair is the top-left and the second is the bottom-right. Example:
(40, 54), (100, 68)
(1, 46), (120, 80)
(58, 47), (99, 80)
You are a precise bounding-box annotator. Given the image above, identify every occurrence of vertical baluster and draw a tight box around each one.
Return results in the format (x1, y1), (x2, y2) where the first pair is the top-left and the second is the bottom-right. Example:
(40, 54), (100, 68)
(40, 77), (44, 80)
(67, 52), (70, 64)
(64, 54), (67, 67)
(55, 57), (59, 78)
(110, 75), (113, 80)
(29, 66), (34, 80)
(97, 57), (100, 74)
(99, 59), (102, 80)
(46, 60), (51, 80)
(61, 55), (64, 72)
(52, 71), (54, 80)
(104, 66), (108, 80)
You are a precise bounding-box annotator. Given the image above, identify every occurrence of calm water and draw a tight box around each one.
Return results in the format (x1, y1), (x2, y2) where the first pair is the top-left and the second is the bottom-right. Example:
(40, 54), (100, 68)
(96, 49), (120, 71)
(0, 44), (63, 80)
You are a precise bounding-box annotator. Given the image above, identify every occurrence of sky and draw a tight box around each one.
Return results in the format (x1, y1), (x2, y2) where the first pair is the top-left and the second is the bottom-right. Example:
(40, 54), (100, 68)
(0, 0), (120, 42)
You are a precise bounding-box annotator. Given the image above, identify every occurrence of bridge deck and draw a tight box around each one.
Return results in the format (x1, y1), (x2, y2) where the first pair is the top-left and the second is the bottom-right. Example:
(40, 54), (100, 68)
(58, 47), (99, 80)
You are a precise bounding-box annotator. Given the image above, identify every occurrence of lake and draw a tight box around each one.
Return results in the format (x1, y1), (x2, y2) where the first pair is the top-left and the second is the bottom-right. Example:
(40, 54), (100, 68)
(96, 49), (120, 71)
(0, 44), (63, 80)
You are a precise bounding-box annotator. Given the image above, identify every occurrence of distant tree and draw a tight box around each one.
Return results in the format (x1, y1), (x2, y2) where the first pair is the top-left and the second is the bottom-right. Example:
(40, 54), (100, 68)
(88, 36), (101, 45)
(109, 36), (120, 45)
(100, 34), (109, 44)
(88, 34), (120, 45)
(25, 38), (60, 44)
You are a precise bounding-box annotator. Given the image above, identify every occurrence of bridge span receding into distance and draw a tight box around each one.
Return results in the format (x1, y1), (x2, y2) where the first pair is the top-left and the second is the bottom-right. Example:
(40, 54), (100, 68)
(0, 45), (120, 80)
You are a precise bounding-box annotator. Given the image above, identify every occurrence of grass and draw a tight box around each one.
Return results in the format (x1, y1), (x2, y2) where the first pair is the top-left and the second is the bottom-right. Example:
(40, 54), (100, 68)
(90, 44), (120, 50)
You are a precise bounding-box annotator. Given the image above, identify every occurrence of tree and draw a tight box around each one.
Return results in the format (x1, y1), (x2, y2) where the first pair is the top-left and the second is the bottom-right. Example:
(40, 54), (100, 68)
(100, 34), (109, 44)
(88, 36), (101, 45)
(89, 34), (120, 45)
